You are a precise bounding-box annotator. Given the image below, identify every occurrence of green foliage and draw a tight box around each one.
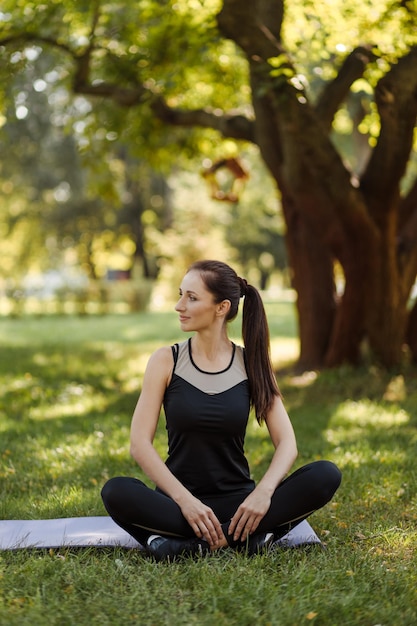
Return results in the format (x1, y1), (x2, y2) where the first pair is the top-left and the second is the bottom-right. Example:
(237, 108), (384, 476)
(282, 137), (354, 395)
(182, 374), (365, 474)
(2, 0), (416, 175)
(0, 309), (417, 624)
(284, 0), (415, 68)
(0, 1), (256, 284)
(0, 47), (175, 281)
(280, 0), (417, 173)
(0, 0), (249, 165)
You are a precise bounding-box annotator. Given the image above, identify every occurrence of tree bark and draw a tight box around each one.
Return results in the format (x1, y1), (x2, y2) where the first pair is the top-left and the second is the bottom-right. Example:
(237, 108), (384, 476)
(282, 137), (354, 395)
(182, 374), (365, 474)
(283, 195), (337, 369)
(246, 50), (379, 368)
(406, 299), (417, 364)
(245, 61), (335, 368)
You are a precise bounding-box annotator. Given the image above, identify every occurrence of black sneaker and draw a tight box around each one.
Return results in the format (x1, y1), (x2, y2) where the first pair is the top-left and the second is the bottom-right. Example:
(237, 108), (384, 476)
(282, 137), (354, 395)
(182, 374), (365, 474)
(237, 532), (274, 556)
(146, 536), (210, 562)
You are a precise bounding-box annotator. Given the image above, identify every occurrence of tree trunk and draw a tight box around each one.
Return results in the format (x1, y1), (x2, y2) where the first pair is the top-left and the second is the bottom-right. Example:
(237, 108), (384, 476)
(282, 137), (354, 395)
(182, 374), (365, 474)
(366, 229), (408, 367)
(406, 299), (417, 363)
(283, 198), (336, 370)
(249, 59), (372, 369)
(325, 236), (375, 366)
(246, 58), (337, 369)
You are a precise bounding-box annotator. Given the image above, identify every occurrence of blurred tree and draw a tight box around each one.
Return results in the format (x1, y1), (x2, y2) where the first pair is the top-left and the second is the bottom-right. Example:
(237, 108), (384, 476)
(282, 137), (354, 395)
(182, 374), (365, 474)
(0, 49), (171, 283)
(2, 0), (417, 368)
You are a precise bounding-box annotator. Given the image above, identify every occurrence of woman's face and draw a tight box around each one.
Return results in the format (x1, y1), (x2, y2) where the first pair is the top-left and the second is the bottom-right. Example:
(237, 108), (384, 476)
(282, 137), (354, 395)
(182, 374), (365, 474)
(175, 270), (221, 332)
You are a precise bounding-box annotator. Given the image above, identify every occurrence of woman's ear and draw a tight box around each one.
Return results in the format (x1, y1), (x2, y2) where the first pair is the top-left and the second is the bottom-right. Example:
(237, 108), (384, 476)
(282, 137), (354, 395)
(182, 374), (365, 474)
(217, 299), (231, 317)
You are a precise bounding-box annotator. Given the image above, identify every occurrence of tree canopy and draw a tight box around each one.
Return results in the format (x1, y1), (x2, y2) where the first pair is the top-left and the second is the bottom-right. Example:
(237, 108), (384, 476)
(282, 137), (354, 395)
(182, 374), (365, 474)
(1, 0), (417, 369)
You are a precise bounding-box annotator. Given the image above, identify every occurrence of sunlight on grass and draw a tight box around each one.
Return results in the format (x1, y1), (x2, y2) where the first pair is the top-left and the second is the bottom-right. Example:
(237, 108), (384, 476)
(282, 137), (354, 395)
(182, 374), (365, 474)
(331, 399), (410, 428)
(270, 337), (299, 368)
(29, 384), (107, 420)
(324, 399), (414, 480)
(325, 399), (410, 445)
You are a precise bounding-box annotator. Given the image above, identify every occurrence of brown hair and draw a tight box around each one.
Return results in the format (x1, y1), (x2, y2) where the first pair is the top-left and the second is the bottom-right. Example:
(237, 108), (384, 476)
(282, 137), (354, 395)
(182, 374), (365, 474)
(187, 260), (281, 423)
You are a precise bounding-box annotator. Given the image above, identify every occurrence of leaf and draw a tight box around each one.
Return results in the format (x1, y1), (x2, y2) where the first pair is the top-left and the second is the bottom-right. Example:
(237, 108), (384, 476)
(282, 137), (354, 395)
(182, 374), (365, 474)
(306, 612), (318, 620)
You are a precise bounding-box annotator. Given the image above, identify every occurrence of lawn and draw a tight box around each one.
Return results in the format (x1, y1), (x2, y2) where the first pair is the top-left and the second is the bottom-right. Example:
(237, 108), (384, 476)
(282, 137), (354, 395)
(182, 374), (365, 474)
(0, 305), (416, 625)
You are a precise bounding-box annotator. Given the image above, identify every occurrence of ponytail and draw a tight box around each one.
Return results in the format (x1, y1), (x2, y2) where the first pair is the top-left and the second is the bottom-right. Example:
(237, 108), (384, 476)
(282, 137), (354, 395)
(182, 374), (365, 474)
(242, 284), (281, 423)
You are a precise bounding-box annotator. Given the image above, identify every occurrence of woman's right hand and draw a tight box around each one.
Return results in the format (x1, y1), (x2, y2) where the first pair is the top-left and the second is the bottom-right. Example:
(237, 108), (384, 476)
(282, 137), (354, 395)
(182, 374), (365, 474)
(179, 495), (224, 547)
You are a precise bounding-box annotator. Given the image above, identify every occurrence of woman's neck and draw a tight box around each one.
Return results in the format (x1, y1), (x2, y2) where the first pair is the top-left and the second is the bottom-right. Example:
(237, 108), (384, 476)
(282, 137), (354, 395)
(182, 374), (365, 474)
(190, 332), (232, 365)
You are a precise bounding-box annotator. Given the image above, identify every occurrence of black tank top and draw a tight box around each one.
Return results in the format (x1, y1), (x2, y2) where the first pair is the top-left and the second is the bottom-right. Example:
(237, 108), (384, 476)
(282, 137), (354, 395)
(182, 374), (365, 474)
(163, 339), (255, 498)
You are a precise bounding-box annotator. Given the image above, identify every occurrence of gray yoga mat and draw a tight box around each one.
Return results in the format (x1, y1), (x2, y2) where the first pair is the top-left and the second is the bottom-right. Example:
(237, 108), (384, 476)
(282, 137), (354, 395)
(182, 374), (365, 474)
(0, 516), (321, 550)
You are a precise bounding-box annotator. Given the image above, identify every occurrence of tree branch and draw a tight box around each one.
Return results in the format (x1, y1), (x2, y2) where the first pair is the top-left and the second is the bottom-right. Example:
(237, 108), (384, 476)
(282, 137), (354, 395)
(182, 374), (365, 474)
(2, 26), (255, 131)
(360, 46), (417, 208)
(72, 78), (147, 106)
(0, 32), (74, 55)
(73, 0), (101, 86)
(217, 0), (284, 60)
(151, 97), (255, 142)
(399, 176), (417, 228)
(316, 46), (377, 130)
(0, 31), (150, 107)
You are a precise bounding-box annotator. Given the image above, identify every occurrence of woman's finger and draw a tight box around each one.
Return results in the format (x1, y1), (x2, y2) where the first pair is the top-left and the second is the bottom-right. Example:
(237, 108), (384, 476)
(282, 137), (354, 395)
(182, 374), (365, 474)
(232, 514), (249, 541)
(194, 515), (221, 546)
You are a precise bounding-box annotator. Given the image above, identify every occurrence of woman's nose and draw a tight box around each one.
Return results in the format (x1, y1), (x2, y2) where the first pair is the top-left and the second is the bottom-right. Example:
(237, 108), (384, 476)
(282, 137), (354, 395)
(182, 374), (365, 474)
(175, 297), (185, 312)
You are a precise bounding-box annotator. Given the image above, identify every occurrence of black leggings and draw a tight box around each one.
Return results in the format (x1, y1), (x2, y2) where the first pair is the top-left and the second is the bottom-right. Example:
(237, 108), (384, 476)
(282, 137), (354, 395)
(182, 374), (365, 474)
(101, 460), (341, 547)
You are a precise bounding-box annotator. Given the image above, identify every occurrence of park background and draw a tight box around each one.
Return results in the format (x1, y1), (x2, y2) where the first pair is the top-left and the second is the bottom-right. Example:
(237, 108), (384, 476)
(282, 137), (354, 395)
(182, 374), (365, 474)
(1, 1), (417, 624)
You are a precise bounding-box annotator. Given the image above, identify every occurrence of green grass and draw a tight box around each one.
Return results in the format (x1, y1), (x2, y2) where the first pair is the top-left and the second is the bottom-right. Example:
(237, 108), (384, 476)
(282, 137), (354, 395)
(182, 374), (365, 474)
(1, 308), (417, 625)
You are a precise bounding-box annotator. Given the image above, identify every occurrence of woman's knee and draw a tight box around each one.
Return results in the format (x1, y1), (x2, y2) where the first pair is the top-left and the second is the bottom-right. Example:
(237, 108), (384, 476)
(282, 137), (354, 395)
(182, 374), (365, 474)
(310, 460), (342, 500)
(101, 476), (129, 511)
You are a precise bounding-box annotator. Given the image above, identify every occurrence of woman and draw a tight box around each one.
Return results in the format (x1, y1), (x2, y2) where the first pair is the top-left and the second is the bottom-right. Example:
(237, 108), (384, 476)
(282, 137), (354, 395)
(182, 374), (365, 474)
(101, 260), (341, 561)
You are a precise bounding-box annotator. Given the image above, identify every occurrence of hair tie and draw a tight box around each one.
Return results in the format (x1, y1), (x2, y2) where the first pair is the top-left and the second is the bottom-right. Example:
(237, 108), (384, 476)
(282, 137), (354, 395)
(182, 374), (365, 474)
(239, 277), (248, 298)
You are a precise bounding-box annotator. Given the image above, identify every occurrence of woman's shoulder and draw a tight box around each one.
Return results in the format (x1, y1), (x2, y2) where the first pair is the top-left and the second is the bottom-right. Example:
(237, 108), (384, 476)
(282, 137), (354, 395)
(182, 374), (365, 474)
(148, 345), (175, 367)
(147, 341), (188, 369)
(143, 345), (177, 387)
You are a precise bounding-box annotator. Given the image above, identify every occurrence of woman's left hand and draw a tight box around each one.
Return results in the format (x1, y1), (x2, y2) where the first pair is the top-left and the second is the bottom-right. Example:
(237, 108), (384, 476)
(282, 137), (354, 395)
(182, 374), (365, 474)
(228, 488), (272, 542)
